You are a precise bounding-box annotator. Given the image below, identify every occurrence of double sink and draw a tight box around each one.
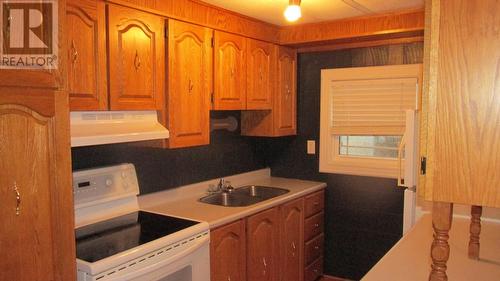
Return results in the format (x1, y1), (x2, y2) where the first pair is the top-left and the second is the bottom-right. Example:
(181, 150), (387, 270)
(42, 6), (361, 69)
(199, 185), (289, 207)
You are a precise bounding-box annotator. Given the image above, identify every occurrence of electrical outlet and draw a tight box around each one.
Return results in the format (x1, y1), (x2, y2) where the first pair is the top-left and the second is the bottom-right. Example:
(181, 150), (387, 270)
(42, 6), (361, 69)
(307, 140), (316, 154)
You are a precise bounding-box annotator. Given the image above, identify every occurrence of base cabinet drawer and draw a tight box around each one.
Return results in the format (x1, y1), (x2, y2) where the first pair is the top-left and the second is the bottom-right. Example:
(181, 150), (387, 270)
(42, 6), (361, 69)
(304, 212), (324, 241)
(304, 257), (323, 281)
(305, 234), (324, 265)
(305, 191), (324, 217)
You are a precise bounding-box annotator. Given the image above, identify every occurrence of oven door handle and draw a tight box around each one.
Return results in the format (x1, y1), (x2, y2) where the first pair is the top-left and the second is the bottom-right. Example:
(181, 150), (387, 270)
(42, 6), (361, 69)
(105, 234), (209, 281)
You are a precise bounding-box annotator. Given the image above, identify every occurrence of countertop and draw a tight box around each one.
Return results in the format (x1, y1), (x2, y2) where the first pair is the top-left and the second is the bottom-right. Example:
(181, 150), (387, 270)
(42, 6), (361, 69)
(139, 169), (326, 229)
(362, 214), (500, 281)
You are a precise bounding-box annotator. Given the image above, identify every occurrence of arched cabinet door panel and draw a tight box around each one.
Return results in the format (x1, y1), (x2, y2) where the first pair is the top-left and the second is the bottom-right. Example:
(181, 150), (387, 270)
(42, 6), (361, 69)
(214, 31), (247, 110)
(280, 198), (304, 281)
(247, 207), (280, 281)
(247, 39), (275, 110)
(108, 4), (165, 110)
(67, 0), (108, 110)
(210, 220), (246, 281)
(0, 89), (74, 281)
(275, 46), (297, 135)
(165, 19), (212, 148)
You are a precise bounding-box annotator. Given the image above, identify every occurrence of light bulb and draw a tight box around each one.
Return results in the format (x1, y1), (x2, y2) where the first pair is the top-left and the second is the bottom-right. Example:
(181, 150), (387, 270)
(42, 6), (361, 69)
(284, 4), (301, 22)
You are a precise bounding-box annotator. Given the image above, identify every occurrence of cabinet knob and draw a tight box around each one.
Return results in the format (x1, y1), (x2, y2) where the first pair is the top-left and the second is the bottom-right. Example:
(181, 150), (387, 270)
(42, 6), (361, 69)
(71, 40), (78, 64)
(134, 50), (141, 70)
(13, 182), (21, 216)
(188, 79), (194, 93)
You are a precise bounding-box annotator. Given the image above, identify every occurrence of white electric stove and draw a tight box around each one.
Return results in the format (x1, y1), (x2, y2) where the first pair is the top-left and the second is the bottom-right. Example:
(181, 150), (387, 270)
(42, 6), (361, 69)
(73, 164), (210, 281)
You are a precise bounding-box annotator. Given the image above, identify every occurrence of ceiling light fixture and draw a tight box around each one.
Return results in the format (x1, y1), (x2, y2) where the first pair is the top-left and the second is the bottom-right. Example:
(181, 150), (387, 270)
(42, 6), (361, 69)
(284, 0), (302, 22)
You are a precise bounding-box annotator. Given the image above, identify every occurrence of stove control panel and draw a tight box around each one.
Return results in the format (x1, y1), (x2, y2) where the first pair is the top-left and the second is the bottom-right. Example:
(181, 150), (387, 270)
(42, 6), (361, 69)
(73, 163), (139, 208)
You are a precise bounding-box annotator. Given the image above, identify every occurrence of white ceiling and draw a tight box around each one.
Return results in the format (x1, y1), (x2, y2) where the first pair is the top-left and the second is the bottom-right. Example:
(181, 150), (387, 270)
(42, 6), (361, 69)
(200, 0), (423, 26)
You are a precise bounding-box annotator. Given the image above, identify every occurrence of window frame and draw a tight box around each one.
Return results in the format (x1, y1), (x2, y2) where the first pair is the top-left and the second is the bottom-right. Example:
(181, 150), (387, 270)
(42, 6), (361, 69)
(319, 64), (422, 179)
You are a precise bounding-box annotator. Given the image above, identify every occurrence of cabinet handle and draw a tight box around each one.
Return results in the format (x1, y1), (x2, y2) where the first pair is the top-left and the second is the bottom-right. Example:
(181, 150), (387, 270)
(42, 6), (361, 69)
(230, 68), (235, 77)
(285, 85), (290, 99)
(13, 182), (21, 216)
(314, 223), (319, 228)
(313, 201), (320, 206)
(313, 269), (319, 274)
(262, 257), (267, 268)
(315, 245), (320, 250)
(291, 242), (296, 250)
(188, 79), (194, 93)
(227, 277), (231, 281)
(259, 68), (263, 81)
(134, 50), (141, 70)
(71, 40), (78, 64)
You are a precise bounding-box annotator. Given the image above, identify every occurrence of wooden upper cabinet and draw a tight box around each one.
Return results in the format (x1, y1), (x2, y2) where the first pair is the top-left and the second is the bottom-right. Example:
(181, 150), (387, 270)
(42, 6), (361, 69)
(246, 39), (275, 110)
(0, 89), (75, 281)
(210, 220), (246, 281)
(213, 31), (247, 110)
(241, 46), (297, 137)
(247, 207), (280, 281)
(275, 46), (297, 135)
(280, 198), (304, 281)
(107, 4), (165, 110)
(419, 0), (500, 207)
(165, 20), (212, 148)
(67, 0), (107, 111)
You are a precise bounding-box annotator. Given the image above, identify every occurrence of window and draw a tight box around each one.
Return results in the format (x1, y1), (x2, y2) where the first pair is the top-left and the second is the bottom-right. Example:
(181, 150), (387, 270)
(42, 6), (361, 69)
(319, 64), (422, 178)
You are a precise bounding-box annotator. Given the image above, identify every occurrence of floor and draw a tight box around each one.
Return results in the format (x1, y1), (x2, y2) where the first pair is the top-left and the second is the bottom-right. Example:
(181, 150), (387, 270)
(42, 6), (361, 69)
(362, 214), (500, 281)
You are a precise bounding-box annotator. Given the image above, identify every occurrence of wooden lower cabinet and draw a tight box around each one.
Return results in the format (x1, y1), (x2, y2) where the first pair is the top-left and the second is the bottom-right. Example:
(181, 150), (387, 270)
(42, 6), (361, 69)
(210, 192), (323, 281)
(280, 198), (305, 281)
(247, 207), (280, 281)
(211, 220), (246, 281)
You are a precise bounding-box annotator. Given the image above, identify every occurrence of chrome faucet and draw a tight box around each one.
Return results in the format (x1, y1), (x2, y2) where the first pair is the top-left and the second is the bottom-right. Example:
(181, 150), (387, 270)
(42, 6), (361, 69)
(207, 178), (230, 194)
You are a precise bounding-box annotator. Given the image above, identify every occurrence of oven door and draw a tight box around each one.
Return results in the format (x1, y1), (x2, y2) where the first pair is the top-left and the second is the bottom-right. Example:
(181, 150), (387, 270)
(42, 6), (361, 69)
(105, 235), (210, 281)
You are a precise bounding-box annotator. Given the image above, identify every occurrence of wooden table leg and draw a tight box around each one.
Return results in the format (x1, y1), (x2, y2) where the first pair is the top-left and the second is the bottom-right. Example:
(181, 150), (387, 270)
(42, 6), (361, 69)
(468, 205), (483, 259)
(429, 202), (453, 281)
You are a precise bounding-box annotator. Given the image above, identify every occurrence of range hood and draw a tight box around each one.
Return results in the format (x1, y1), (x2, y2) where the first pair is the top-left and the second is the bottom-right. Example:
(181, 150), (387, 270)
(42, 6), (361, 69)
(70, 111), (169, 147)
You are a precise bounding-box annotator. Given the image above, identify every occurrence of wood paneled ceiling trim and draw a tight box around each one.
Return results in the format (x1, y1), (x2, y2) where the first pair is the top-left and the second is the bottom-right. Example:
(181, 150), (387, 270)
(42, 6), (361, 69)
(279, 9), (425, 46)
(106, 0), (424, 47)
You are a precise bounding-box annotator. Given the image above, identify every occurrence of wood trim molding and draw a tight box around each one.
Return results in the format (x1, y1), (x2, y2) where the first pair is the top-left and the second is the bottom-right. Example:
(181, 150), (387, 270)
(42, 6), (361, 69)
(297, 36), (424, 53)
(106, 0), (280, 43)
(279, 9), (425, 46)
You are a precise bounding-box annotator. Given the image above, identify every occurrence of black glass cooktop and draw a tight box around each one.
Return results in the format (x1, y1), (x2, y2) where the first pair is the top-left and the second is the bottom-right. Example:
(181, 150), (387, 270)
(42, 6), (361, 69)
(75, 211), (199, 263)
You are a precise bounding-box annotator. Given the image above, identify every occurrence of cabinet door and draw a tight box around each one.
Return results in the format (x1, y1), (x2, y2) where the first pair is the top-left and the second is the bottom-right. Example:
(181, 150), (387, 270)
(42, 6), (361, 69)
(0, 89), (74, 281)
(420, 0), (500, 207)
(108, 5), (165, 110)
(166, 20), (212, 148)
(211, 220), (246, 281)
(280, 198), (304, 281)
(247, 39), (274, 110)
(213, 31), (246, 110)
(247, 207), (280, 281)
(67, 0), (107, 111)
(275, 46), (297, 136)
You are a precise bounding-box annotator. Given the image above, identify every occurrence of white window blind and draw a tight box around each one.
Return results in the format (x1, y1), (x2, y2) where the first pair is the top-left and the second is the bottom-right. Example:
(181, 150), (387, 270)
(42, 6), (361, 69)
(329, 77), (418, 135)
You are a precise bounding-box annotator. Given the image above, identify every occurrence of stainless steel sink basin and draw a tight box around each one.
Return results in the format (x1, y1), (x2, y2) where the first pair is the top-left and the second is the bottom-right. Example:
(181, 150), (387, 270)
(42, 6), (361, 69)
(199, 185), (289, 207)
